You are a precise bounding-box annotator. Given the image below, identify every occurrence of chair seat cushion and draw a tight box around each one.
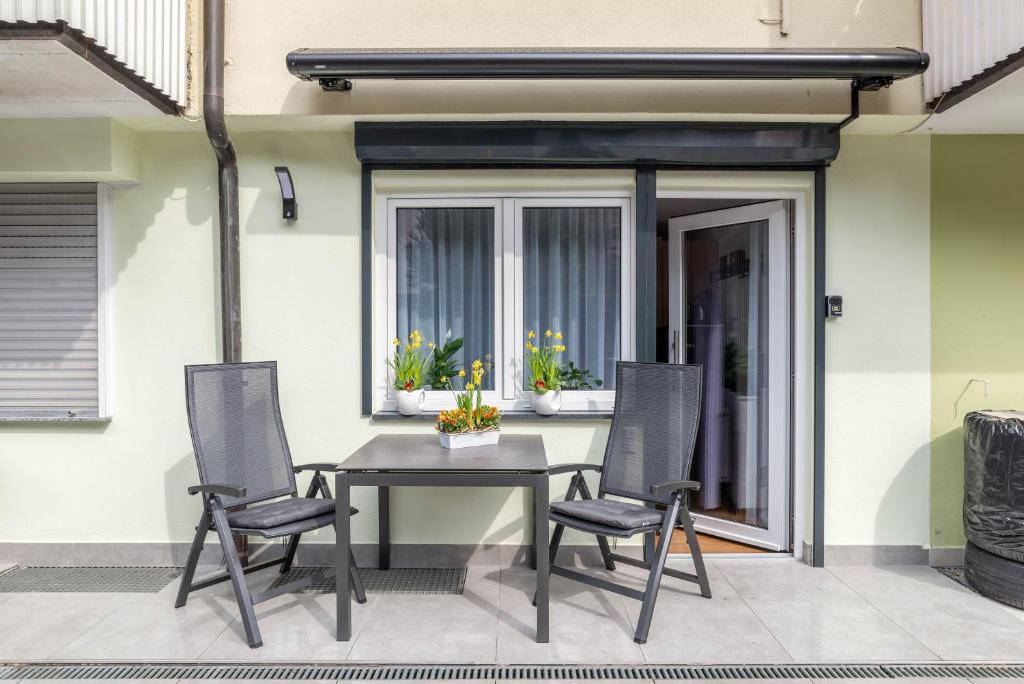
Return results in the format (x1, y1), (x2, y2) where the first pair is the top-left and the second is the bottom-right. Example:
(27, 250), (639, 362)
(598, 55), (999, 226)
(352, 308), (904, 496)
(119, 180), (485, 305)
(549, 498), (664, 530)
(226, 497), (340, 530)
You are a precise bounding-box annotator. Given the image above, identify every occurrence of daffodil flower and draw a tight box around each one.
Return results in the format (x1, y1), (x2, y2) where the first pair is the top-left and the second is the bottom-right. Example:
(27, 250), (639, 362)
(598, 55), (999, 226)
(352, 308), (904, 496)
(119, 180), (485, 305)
(545, 330), (553, 338)
(554, 332), (563, 340)
(458, 369), (466, 377)
(392, 338), (400, 346)
(527, 330), (536, 339)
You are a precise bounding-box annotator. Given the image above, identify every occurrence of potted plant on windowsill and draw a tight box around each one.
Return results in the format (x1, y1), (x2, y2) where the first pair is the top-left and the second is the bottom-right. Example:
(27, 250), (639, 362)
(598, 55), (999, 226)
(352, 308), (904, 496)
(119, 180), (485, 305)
(526, 329), (566, 416)
(387, 330), (435, 416)
(436, 359), (501, 448)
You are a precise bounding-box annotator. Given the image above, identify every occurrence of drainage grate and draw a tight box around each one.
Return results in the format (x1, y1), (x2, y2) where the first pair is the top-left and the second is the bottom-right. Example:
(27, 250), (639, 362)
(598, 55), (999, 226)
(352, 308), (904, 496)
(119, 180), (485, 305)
(5, 662), (1024, 680)
(271, 566), (466, 595)
(937, 565), (969, 589)
(270, 565), (466, 593)
(0, 566), (181, 593)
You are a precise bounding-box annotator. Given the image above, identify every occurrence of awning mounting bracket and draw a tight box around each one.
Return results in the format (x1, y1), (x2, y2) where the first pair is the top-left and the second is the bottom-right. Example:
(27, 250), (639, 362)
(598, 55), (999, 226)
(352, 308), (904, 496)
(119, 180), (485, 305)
(837, 76), (894, 130)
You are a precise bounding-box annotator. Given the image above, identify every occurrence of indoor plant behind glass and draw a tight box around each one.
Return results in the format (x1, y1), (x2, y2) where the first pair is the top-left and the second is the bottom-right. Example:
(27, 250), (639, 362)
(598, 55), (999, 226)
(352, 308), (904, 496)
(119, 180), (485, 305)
(387, 330), (435, 416)
(525, 329), (565, 415)
(436, 359), (502, 448)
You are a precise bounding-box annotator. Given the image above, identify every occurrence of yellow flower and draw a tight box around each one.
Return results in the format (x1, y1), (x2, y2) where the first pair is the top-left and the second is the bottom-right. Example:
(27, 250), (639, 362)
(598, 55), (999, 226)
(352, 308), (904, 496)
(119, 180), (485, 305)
(458, 370), (466, 377)
(392, 338), (400, 346)
(428, 341), (435, 349)
(545, 329), (553, 338)
(472, 359), (483, 370)
(465, 383), (475, 392)
(473, 370), (484, 384)
(527, 330), (536, 339)
(555, 331), (563, 340)
(439, 375), (448, 384)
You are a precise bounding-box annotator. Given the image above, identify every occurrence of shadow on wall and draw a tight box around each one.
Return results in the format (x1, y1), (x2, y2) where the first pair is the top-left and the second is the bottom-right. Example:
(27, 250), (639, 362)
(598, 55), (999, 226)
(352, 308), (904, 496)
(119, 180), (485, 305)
(930, 426), (966, 551)
(872, 441), (932, 563)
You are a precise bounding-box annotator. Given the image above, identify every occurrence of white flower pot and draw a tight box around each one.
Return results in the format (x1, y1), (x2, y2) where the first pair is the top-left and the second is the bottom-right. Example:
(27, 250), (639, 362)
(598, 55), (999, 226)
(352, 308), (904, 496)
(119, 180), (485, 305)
(532, 389), (562, 416)
(394, 388), (425, 416)
(438, 429), (501, 449)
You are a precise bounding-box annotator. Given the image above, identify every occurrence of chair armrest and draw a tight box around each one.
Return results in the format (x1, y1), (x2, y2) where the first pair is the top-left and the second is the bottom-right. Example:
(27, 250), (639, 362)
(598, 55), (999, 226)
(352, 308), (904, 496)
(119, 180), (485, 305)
(650, 480), (701, 496)
(548, 463), (602, 476)
(187, 483), (247, 498)
(293, 462), (339, 473)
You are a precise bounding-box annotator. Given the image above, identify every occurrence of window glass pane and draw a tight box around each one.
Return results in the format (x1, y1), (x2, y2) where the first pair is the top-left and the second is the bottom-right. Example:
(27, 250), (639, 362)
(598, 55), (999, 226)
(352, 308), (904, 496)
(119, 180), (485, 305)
(396, 207), (495, 389)
(523, 206), (621, 390)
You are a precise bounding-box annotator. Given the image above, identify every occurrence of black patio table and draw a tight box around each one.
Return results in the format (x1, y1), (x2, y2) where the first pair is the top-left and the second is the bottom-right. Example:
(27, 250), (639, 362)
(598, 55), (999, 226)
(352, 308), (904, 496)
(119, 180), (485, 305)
(334, 433), (550, 642)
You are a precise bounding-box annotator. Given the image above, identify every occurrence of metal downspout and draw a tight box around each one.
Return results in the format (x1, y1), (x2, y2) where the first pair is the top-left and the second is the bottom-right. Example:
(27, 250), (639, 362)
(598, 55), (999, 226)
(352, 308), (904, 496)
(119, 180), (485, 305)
(204, 0), (241, 363)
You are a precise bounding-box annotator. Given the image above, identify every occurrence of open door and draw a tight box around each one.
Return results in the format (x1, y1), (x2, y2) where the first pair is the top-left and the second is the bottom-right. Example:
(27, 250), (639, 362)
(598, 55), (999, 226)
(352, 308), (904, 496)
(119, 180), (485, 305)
(668, 201), (789, 551)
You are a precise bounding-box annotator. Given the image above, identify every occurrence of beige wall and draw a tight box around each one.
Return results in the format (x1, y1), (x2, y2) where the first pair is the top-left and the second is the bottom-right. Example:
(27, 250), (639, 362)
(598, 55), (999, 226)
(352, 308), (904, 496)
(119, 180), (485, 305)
(220, 0), (925, 118)
(0, 120), (933, 557)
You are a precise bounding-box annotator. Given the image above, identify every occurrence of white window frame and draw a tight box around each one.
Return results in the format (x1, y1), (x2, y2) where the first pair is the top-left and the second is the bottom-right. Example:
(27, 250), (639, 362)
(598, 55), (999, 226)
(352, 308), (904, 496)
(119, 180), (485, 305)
(374, 191), (633, 414)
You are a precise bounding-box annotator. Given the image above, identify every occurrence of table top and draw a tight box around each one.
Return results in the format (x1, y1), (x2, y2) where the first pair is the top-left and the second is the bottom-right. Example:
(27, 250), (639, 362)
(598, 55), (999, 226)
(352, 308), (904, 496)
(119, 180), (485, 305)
(338, 434), (547, 473)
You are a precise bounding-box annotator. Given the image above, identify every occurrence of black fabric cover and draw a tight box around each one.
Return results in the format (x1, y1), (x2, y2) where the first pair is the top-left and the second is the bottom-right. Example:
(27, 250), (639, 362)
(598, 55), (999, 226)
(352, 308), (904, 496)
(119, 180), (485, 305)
(964, 411), (1024, 562)
(550, 498), (664, 530)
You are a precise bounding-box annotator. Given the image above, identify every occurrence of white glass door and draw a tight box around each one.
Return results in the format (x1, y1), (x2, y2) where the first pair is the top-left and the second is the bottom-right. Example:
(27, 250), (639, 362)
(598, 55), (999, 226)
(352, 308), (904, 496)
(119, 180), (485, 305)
(668, 201), (789, 551)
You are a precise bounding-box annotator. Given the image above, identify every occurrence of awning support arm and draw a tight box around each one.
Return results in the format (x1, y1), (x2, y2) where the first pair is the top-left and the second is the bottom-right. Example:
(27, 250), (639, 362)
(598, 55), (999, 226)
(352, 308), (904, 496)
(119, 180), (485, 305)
(837, 76), (892, 130)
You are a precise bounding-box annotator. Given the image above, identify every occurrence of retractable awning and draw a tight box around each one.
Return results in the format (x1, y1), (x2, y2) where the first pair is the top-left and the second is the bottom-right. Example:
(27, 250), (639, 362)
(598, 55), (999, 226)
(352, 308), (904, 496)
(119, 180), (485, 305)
(286, 47), (928, 91)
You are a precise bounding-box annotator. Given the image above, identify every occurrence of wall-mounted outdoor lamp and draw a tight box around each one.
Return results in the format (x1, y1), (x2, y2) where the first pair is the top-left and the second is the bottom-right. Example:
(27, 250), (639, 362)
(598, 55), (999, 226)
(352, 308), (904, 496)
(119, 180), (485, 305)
(274, 166), (297, 220)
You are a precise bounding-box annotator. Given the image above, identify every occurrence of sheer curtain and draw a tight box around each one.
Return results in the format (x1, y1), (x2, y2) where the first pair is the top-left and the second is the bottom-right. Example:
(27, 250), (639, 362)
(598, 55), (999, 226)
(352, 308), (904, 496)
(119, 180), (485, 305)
(522, 207), (621, 389)
(396, 207), (495, 389)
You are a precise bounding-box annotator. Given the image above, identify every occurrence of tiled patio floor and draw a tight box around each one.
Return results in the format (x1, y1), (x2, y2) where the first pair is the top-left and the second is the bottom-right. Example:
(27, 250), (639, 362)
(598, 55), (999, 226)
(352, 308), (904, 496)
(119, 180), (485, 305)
(1, 558), (1023, 667)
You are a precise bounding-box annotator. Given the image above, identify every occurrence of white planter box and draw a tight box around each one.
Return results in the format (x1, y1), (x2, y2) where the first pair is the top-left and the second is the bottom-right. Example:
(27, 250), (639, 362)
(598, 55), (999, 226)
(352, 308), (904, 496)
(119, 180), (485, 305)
(438, 430), (501, 449)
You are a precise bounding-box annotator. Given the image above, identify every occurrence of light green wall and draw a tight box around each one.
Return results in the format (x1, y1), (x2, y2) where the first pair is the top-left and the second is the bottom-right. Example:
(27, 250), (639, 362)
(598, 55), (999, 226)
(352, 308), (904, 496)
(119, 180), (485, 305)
(0, 120), (936, 555)
(930, 135), (1024, 551)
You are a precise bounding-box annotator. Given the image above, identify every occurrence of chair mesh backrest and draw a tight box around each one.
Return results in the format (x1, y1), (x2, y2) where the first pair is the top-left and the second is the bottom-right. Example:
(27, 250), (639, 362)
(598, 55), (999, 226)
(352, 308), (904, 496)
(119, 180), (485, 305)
(185, 362), (297, 507)
(599, 362), (703, 505)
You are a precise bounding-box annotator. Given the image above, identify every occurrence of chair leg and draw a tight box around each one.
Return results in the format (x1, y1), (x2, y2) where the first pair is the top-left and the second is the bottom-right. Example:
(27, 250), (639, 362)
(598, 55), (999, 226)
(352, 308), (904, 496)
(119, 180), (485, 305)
(281, 533), (302, 574)
(633, 494), (681, 644)
(211, 503), (263, 649)
(175, 509), (211, 608)
(575, 476), (615, 571)
(349, 549), (367, 604)
(679, 508), (712, 599)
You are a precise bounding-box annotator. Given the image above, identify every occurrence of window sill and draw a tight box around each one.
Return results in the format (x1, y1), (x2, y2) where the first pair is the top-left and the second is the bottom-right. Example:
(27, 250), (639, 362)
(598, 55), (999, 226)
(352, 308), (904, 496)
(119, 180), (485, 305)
(371, 410), (612, 422)
(0, 416), (112, 424)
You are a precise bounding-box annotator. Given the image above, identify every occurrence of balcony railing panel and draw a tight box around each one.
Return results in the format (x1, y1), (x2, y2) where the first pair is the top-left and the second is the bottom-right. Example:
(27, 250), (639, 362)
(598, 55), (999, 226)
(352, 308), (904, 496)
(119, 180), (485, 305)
(923, 0), (1024, 103)
(1, 0), (187, 106)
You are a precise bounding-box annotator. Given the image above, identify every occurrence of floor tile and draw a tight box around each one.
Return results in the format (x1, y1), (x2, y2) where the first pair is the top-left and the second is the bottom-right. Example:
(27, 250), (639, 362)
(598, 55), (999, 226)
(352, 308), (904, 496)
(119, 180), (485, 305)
(0, 594), (120, 659)
(614, 561), (793, 663)
(495, 566), (645, 664)
(716, 561), (938, 662)
(198, 591), (377, 661)
(346, 567), (500, 663)
(831, 565), (1024, 660)
(53, 596), (231, 660)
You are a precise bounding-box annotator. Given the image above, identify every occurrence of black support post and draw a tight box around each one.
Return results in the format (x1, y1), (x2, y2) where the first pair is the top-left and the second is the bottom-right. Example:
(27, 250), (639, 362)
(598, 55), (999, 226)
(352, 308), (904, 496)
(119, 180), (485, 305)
(635, 167), (657, 362)
(361, 165), (373, 416)
(812, 166), (827, 568)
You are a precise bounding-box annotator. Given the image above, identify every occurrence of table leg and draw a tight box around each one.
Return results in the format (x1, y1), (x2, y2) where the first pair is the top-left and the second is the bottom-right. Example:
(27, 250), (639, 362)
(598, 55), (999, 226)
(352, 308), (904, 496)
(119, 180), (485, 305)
(533, 473), (549, 643)
(335, 471), (352, 641)
(528, 487), (537, 570)
(378, 485), (391, 570)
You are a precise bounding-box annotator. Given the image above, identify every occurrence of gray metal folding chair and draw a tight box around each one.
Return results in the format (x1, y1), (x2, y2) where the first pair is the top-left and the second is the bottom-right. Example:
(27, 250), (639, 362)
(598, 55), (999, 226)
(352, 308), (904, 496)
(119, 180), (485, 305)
(175, 361), (366, 648)
(544, 361), (711, 644)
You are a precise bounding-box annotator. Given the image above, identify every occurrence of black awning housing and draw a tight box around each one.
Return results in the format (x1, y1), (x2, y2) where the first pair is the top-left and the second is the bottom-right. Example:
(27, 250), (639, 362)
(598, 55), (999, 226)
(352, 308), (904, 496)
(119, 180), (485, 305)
(354, 121), (841, 167)
(287, 48), (928, 91)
